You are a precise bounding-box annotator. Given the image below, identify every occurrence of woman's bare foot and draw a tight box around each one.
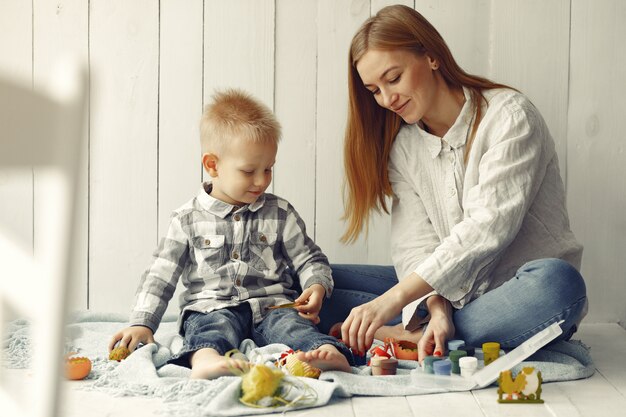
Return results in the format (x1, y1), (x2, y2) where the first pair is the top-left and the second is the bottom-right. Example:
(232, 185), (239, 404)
(376, 324), (423, 345)
(295, 345), (351, 373)
(329, 322), (423, 345)
(189, 348), (251, 379)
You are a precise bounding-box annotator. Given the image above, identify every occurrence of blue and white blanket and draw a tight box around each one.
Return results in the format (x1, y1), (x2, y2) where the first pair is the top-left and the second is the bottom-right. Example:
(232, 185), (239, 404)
(3, 311), (595, 416)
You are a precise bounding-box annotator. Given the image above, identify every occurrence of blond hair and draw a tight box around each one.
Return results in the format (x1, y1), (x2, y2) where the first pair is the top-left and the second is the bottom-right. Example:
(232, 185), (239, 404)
(342, 5), (511, 243)
(200, 88), (281, 155)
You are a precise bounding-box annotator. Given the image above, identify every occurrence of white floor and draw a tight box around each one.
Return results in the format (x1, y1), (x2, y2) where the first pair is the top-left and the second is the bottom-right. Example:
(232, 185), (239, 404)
(7, 323), (626, 417)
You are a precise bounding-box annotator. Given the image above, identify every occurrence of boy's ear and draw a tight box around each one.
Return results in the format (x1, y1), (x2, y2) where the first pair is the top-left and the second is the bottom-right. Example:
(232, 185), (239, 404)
(202, 153), (219, 177)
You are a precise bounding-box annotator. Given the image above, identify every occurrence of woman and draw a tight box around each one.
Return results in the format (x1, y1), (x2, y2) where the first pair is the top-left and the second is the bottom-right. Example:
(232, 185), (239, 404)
(319, 5), (587, 361)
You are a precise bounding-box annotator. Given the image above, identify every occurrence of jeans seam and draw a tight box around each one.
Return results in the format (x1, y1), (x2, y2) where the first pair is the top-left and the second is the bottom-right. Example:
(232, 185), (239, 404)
(333, 289), (379, 301)
(501, 295), (587, 347)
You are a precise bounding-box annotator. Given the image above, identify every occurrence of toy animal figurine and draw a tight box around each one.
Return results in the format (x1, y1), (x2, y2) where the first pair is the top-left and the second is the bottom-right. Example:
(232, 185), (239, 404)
(519, 366), (542, 398)
(497, 367), (544, 403)
(498, 370), (524, 399)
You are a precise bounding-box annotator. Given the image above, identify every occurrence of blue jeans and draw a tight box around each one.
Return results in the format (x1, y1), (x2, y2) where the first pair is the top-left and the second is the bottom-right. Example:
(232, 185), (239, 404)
(169, 303), (354, 367)
(319, 258), (587, 348)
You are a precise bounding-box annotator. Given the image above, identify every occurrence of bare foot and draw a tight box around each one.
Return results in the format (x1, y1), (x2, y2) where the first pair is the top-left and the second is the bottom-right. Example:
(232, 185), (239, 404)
(295, 345), (351, 373)
(376, 324), (423, 345)
(190, 355), (251, 379)
(329, 322), (423, 345)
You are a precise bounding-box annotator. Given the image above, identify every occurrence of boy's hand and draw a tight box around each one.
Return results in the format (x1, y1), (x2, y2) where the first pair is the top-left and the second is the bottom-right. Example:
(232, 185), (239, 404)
(294, 284), (326, 324)
(108, 325), (155, 353)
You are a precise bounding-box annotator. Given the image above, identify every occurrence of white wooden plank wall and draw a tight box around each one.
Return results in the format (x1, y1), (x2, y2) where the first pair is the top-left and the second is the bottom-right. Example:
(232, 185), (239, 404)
(0, 0), (624, 327)
(32, 0), (89, 310)
(274, 0), (317, 231)
(88, 0), (159, 312)
(158, 0), (204, 314)
(0, 0), (33, 261)
(567, 0), (626, 324)
(316, 0), (370, 264)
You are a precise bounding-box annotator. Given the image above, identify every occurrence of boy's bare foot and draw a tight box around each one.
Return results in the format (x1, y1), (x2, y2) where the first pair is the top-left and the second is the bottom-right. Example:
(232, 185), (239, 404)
(190, 356), (251, 379)
(329, 322), (423, 345)
(189, 348), (251, 379)
(294, 345), (351, 373)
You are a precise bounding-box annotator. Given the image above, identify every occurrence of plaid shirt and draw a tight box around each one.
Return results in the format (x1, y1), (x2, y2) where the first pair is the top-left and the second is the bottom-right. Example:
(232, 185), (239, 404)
(130, 182), (333, 334)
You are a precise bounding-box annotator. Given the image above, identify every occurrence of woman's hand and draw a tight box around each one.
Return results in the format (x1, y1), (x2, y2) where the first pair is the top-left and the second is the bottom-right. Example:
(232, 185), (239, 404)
(294, 283), (326, 324)
(340, 292), (403, 355)
(341, 272), (434, 355)
(108, 325), (155, 353)
(417, 295), (455, 362)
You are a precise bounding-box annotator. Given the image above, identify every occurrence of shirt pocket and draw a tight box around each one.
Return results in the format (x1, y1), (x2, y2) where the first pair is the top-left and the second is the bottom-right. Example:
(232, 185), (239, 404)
(191, 234), (226, 274)
(249, 231), (278, 272)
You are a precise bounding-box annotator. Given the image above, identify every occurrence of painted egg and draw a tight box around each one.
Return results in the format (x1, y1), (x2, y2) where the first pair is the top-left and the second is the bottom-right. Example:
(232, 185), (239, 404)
(109, 346), (131, 361)
(66, 356), (92, 380)
(392, 340), (419, 361)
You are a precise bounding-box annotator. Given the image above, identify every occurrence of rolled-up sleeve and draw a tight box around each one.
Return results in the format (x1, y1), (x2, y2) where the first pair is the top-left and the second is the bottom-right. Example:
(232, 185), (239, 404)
(389, 154), (441, 329)
(414, 105), (553, 305)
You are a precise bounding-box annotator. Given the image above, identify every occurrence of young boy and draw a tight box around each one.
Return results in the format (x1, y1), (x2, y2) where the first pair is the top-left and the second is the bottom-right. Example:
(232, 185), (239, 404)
(109, 89), (352, 379)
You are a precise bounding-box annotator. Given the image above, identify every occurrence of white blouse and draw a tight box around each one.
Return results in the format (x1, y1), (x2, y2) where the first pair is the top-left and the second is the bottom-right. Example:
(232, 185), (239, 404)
(388, 87), (583, 330)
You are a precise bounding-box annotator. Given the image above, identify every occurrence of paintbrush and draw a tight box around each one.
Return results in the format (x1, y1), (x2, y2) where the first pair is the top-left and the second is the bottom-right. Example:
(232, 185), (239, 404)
(265, 301), (305, 310)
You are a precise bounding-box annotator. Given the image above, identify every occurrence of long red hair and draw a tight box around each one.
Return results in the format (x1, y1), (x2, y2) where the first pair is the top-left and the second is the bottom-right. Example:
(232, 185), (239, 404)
(342, 5), (510, 243)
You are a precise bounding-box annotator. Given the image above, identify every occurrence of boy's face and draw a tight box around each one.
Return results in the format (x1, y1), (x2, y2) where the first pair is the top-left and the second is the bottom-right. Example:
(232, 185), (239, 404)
(203, 135), (277, 206)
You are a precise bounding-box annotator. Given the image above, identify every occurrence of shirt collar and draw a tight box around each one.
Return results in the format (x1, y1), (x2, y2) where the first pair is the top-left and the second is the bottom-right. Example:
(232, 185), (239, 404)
(196, 182), (266, 218)
(418, 87), (474, 159)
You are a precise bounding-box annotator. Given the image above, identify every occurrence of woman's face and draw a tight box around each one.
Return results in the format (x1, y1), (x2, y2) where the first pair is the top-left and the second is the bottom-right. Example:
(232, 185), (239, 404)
(356, 48), (440, 124)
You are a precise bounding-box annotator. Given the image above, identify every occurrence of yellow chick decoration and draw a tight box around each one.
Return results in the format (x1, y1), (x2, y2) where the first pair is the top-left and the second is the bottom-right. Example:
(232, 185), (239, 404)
(240, 364), (285, 406)
(498, 367), (543, 403)
(226, 349), (318, 409)
(498, 370), (522, 399)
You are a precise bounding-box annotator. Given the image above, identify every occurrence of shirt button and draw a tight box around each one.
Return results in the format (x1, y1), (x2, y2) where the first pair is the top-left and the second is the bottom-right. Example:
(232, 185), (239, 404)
(449, 188), (457, 197)
(204, 239), (210, 245)
(232, 252), (239, 260)
(233, 214), (241, 221)
(235, 279), (241, 286)
(259, 234), (267, 242)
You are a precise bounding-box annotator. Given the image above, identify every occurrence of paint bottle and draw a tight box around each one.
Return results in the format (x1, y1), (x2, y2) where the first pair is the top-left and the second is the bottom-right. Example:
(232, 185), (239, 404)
(433, 359), (452, 376)
(459, 356), (478, 377)
(370, 356), (398, 376)
(482, 342), (501, 366)
(423, 355), (442, 374)
(447, 339), (465, 353)
(457, 344), (475, 357)
(448, 350), (467, 374)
